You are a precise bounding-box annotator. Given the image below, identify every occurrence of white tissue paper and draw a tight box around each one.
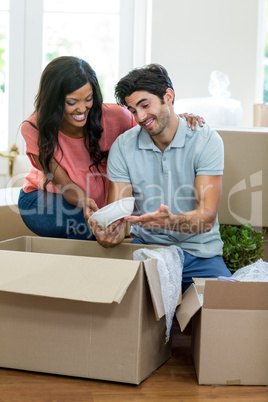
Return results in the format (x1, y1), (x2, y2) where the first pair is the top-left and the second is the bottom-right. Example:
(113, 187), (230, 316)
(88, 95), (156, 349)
(232, 259), (268, 282)
(133, 245), (183, 343)
(175, 70), (243, 127)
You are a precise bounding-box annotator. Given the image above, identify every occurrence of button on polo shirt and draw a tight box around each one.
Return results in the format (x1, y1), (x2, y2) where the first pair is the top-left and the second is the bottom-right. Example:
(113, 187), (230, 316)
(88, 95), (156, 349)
(107, 117), (224, 258)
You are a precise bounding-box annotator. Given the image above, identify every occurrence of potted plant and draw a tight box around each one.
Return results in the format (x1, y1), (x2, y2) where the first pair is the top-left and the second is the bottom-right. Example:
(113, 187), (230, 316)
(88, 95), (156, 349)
(219, 223), (266, 274)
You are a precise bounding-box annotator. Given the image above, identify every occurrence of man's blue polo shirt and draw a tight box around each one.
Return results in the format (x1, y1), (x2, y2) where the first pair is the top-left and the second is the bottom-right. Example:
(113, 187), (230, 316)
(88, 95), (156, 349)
(107, 117), (224, 258)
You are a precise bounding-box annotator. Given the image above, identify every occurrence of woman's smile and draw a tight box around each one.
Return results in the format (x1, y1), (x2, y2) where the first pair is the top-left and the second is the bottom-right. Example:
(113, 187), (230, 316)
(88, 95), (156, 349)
(61, 82), (93, 137)
(71, 111), (88, 122)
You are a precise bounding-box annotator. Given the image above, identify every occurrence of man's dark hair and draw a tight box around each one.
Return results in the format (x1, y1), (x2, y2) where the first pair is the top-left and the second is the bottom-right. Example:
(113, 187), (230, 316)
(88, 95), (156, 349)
(114, 64), (175, 107)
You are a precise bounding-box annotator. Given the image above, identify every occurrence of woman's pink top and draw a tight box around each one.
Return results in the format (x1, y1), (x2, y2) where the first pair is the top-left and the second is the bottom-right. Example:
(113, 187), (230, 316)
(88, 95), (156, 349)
(21, 103), (136, 208)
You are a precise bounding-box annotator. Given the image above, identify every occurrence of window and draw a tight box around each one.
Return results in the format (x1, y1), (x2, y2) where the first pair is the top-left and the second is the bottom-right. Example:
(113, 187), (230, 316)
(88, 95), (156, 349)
(0, 0), (142, 155)
(263, 0), (268, 102)
(257, 0), (268, 104)
(43, 0), (120, 102)
(0, 0), (9, 151)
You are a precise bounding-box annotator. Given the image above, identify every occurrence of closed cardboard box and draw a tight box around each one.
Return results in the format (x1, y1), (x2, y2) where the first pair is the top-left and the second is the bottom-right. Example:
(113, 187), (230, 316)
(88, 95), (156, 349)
(0, 236), (173, 384)
(176, 278), (268, 385)
(0, 188), (35, 241)
(254, 104), (268, 127)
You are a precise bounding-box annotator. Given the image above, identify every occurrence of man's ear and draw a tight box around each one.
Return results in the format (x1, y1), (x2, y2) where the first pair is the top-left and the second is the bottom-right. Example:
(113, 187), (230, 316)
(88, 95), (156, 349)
(164, 88), (174, 105)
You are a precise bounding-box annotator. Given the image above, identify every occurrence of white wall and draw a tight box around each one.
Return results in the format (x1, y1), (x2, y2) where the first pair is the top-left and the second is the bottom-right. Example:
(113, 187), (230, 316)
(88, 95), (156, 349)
(149, 0), (259, 127)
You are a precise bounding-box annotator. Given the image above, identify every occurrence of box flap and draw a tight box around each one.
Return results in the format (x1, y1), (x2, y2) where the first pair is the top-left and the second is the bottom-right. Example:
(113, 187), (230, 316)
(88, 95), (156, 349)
(0, 250), (141, 304)
(0, 236), (30, 251)
(144, 258), (164, 320)
(144, 258), (182, 321)
(0, 236), (159, 259)
(192, 277), (211, 294)
(203, 281), (268, 310)
(176, 282), (202, 331)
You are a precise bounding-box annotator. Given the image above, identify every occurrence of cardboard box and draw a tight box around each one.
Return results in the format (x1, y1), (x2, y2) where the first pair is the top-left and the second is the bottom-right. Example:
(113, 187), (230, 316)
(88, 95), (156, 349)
(254, 104), (268, 127)
(176, 278), (268, 385)
(0, 187), (35, 241)
(0, 236), (174, 384)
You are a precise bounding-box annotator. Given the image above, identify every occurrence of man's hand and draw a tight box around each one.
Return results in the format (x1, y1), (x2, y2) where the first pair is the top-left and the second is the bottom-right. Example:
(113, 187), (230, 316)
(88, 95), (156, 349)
(124, 204), (175, 230)
(179, 113), (205, 130)
(89, 219), (126, 248)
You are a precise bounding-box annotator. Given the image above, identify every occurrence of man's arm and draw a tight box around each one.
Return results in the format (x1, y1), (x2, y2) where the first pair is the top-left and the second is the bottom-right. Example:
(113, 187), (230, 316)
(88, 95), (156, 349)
(125, 175), (222, 233)
(107, 181), (133, 204)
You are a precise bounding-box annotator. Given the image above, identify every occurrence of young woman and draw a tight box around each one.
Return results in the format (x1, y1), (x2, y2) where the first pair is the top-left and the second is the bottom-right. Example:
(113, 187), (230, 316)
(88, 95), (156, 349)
(18, 56), (202, 240)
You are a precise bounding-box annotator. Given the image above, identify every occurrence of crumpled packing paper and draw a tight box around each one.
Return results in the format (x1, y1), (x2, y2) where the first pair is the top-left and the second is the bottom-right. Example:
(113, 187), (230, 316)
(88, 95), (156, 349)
(133, 245), (183, 343)
(232, 259), (268, 282)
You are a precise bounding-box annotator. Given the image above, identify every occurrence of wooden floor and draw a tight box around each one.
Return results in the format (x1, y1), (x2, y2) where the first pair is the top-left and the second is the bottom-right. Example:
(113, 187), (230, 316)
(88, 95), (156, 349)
(0, 322), (267, 402)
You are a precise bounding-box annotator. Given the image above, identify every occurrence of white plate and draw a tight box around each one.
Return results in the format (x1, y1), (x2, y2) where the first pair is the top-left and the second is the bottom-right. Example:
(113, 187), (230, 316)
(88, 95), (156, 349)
(88, 197), (135, 228)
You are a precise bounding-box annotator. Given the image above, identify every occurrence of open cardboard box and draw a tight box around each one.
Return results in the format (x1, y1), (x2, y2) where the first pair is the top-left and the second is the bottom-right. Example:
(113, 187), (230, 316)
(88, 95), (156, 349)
(176, 278), (268, 385)
(0, 236), (178, 384)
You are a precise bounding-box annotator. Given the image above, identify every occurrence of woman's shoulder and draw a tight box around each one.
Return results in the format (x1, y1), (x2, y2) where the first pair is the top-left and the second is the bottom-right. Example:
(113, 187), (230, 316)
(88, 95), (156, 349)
(101, 103), (136, 131)
(23, 113), (37, 124)
(21, 113), (39, 141)
(102, 103), (131, 118)
(22, 113), (38, 130)
(100, 103), (135, 150)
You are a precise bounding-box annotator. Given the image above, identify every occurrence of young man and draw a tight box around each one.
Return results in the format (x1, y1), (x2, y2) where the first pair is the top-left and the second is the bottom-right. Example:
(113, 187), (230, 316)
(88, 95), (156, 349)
(91, 64), (231, 291)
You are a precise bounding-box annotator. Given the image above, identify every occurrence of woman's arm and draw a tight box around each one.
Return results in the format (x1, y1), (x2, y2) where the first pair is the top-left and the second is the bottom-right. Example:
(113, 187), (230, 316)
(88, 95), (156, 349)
(31, 154), (98, 220)
(179, 113), (205, 130)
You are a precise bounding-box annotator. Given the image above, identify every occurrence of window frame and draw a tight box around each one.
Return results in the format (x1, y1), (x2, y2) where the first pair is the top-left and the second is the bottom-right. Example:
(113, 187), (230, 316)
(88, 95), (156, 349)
(4, 0), (151, 156)
(256, 0), (267, 103)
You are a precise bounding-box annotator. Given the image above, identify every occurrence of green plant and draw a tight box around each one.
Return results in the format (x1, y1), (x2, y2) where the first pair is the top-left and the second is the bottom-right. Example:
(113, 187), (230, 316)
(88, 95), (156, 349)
(219, 223), (266, 273)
